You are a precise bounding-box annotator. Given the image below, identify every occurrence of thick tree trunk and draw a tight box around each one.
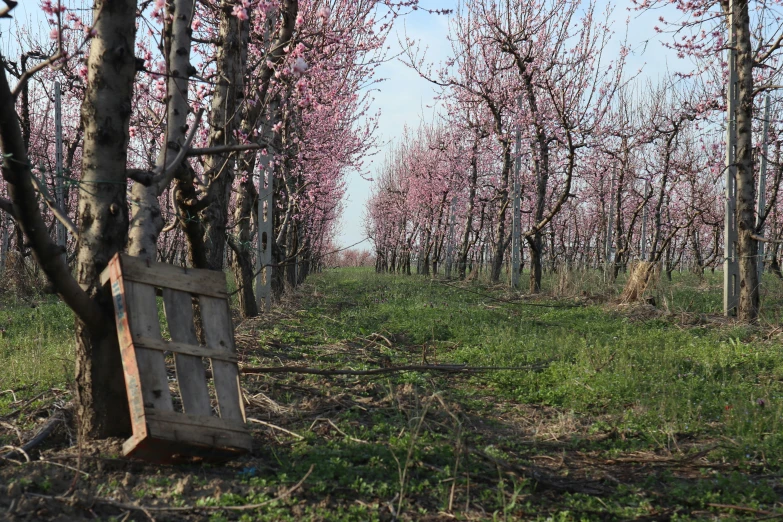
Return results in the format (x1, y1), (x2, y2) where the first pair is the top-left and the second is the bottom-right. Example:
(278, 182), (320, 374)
(733, 0), (760, 321)
(202, 8), (249, 271)
(229, 179), (258, 318)
(74, 0), (138, 438)
(458, 143), (479, 279)
(527, 234), (543, 293)
(491, 150), (512, 283)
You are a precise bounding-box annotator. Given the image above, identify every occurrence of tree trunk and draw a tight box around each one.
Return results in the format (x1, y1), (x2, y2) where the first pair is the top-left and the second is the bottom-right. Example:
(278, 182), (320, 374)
(202, 8), (249, 271)
(458, 142), (479, 279)
(229, 179), (258, 318)
(732, 0), (760, 321)
(74, 0), (139, 438)
(491, 166), (511, 282)
(527, 234), (543, 293)
(129, 0), (196, 263)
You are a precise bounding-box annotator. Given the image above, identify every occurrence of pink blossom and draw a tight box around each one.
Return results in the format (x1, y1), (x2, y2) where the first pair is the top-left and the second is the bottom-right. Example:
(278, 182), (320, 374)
(317, 6), (332, 21)
(292, 57), (308, 75)
(232, 5), (248, 21)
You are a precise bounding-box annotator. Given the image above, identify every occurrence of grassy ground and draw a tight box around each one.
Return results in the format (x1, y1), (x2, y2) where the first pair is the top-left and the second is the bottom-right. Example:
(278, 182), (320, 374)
(1, 267), (782, 520)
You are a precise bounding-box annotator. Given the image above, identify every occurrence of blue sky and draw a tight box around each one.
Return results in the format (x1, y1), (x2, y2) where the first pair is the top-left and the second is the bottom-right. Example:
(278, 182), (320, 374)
(0, 0), (690, 250)
(336, 0), (691, 248)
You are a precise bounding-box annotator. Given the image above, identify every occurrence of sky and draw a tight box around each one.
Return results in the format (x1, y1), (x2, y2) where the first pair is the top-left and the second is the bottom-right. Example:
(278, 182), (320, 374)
(335, 0), (691, 248)
(0, 0), (691, 251)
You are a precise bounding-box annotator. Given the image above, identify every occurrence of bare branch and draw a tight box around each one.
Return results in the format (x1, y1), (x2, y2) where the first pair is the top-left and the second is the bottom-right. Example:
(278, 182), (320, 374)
(150, 107), (204, 193)
(752, 234), (783, 244)
(753, 84), (783, 95)
(0, 1), (17, 18)
(0, 196), (17, 219)
(28, 174), (79, 238)
(755, 31), (783, 64)
(10, 53), (64, 100)
(126, 168), (154, 186)
(0, 50), (102, 329)
(186, 143), (262, 156)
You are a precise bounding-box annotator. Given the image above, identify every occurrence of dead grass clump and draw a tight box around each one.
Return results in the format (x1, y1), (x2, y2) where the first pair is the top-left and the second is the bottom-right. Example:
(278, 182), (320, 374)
(1, 251), (45, 298)
(620, 261), (660, 304)
(552, 267), (613, 300)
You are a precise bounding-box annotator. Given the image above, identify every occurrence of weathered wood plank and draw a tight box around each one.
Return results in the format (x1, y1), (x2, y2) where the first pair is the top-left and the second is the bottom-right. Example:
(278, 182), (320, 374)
(133, 336), (238, 363)
(161, 289), (212, 416)
(199, 296), (244, 422)
(144, 408), (247, 433)
(145, 419), (252, 452)
(144, 409), (251, 453)
(125, 281), (173, 412)
(107, 258), (148, 435)
(106, 254), (228, 299)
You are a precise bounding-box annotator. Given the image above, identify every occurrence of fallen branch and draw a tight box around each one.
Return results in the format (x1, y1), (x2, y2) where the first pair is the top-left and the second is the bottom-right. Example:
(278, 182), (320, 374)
(0, 412), (64, 462)
(247, 417), (304, 440)
(707, 503), (772, 516)
(473, 447), (606, 495)
(309, 417), (368, 444)
(0, 391), (51, 421)
(0, 389), (18, 402)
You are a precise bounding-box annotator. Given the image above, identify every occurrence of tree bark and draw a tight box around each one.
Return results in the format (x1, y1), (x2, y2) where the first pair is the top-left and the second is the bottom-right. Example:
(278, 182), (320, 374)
(74, 0), (139, 437)
(229, 179), (258, 318)
(458, 141), (479, 279)
(731, 0), (760, 321)
(202, 6), (249, 270)
(128, 0), (195, 262)
(490, 134), (512, 283)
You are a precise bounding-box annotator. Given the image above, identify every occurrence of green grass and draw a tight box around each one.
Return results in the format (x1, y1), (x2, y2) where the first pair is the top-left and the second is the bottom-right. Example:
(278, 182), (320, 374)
(295, 269), (783, 458)
(2, 267), (783, 520)
(0, 294), (74, 399)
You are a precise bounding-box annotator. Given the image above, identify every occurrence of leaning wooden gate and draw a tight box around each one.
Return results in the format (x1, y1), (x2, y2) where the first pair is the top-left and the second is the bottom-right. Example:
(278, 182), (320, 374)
(100, 254), (251, 463)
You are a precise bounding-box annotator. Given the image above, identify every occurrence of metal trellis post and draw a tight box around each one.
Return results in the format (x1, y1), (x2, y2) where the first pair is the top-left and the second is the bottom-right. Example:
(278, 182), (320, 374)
(641, 180), (649, 261)
(511, 99), (522, 289)
(605, 169), (615, 277)
(724, 3), (739, 316)
(256, 168), (274, 312)
(54, 81), (66, 258)
(756, 95), (771, 282)
(446, 196), (456, 278)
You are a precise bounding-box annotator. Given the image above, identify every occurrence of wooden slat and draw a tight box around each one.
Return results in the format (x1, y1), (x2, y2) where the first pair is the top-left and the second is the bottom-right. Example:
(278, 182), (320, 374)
(125, 281), (173, 412)
(198, 296), (245, 422)
(115, 254), (228, 299)
(144, 408), (247, 433)
(145, 419), (252, 452)
(134, 336), (238, 363)
(144, 409), (251, 453)
(108, 258), (147, 436)
(161, 289), (212, 416)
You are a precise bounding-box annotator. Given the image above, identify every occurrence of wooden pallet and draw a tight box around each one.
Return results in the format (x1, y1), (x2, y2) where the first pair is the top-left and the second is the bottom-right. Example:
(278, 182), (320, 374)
(100, 254), (251, 463)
